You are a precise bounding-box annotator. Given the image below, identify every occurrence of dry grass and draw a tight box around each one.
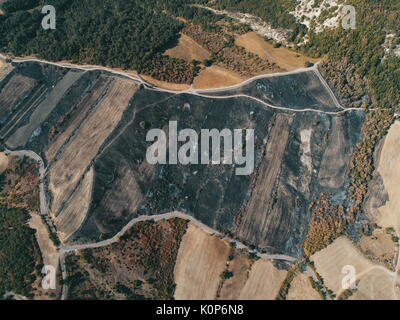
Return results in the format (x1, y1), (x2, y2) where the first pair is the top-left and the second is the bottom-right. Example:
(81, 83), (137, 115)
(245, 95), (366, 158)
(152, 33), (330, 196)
(287, 273), (322, 300)
(55, 167), (94, 242)
(311, 236), (395, 298)
(0, 152), (8, 174)
(140, 74), (190, 91)
(235, 32), (318, 71)
(357, 228), (396, 270)
(192, 65), (243, 89)
(174, 224), (231, 300)
(374, 121), (400, 234)
(48, 78), (137, 218)
(218, 254), (252, 300)
(238, 259), (287, 300)
(166, 34), (211, 62)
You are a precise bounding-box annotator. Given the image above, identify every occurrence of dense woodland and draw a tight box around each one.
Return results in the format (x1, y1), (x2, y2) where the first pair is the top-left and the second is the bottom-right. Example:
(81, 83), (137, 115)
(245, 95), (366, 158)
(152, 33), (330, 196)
(0, 206), (42, 298)
(0, 0), (202, 83)
(0, 157), (43, 298)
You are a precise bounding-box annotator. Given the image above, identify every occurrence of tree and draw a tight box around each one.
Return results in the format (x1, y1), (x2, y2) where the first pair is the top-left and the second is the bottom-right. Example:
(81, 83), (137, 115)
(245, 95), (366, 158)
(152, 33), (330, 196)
(220, 270), (233, 280)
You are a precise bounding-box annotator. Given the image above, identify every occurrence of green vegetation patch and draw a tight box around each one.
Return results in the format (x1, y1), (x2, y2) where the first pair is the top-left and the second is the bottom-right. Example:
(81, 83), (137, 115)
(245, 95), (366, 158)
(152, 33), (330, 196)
(0, 206), (42, 298)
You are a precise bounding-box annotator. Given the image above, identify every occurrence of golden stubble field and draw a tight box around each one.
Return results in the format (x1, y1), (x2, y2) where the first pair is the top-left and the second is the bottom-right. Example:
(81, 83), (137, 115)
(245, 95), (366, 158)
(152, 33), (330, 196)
(311, 236), (397, 299)
(374, 121), (400, 234)
(174, 223), (289, 300)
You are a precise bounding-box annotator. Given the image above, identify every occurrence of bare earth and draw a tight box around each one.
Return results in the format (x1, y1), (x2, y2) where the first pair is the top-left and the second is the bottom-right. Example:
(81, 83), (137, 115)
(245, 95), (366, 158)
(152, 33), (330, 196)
(0, 58), (13, 82)
(28, 212), (59, 270)
(349, 268), (396, 300)
(174, 223), (230, 300)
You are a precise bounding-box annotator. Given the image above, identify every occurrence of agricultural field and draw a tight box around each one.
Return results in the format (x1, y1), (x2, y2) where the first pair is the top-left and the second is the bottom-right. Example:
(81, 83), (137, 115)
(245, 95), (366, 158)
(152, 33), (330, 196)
(311, 236), (398, 299)
(365, 121), (400, 235)
(174, 224), (231, 300)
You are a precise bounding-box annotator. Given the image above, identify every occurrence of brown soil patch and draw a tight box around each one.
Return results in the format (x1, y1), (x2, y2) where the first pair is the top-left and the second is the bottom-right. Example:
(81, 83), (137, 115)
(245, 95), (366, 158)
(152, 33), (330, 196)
(166, 34), (211, 62)
(235, 32), (318, 71)
(192, 65), (243, 89)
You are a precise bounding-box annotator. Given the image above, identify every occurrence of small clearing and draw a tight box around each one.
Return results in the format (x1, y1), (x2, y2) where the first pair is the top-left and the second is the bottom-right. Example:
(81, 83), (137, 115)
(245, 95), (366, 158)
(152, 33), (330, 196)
(235, 32), (318, 71)
(166, 33), (211, 62)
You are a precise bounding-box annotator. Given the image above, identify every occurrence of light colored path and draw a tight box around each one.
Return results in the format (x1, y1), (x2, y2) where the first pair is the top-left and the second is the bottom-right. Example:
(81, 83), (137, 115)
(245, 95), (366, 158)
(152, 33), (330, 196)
(0, 54), (353, 114)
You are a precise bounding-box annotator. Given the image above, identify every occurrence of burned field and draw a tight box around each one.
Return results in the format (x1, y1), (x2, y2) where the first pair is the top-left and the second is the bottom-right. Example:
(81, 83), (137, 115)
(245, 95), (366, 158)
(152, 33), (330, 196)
(0, 60), (364, 257)
(197, 70), (342, 113)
